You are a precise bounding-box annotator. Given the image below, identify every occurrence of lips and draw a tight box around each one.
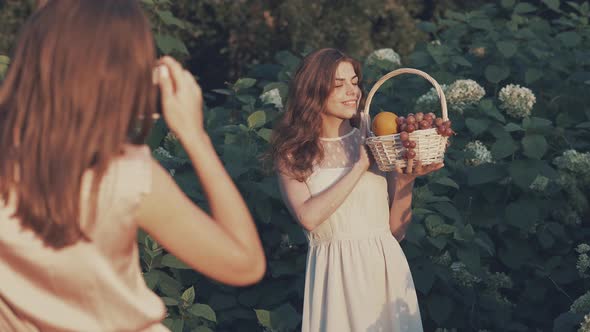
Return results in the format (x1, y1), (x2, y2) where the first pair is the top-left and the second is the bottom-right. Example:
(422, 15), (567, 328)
(342, 100), (357, 106)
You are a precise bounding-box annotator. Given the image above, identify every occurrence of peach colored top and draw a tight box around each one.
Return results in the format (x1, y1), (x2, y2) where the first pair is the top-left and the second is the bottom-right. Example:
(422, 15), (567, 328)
(0, 145), (168, 332)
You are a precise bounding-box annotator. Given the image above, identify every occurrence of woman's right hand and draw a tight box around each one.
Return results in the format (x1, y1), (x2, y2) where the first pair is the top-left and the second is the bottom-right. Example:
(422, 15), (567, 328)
(155, 56), (204, 141)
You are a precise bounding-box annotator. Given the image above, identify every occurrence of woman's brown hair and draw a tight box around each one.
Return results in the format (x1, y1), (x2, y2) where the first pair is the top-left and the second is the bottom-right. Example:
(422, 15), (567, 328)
(0, 0), (157, 248)
(269, 48), (364, 182)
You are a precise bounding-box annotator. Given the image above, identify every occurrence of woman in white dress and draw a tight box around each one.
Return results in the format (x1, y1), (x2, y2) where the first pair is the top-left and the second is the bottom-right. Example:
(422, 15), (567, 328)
(269, 48), (443, 331)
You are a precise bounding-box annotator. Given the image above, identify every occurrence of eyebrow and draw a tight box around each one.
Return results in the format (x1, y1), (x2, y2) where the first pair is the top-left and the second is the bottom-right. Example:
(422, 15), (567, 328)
(335, 76), (358, 81)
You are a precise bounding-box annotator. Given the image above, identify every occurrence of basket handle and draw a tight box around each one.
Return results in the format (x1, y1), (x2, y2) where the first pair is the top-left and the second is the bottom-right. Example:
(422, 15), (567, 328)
(362, 68), (448, 132)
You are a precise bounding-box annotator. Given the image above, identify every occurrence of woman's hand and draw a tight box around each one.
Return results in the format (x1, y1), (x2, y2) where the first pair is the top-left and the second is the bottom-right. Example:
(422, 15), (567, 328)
(394, 160), (444, 182)
(154, 56), (204, 141)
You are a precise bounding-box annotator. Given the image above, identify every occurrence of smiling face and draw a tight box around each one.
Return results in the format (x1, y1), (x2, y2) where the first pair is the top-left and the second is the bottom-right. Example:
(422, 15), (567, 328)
(323, 61), (361, 120)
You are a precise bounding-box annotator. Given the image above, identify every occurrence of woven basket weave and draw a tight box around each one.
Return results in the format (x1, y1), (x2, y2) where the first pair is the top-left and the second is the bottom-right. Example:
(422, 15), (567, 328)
(363, 68), (449, 172)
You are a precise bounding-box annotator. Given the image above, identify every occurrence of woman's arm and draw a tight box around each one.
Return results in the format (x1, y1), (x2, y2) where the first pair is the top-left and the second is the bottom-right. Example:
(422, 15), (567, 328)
(137, 57), (265, 286)
(278, 145), (370, 232)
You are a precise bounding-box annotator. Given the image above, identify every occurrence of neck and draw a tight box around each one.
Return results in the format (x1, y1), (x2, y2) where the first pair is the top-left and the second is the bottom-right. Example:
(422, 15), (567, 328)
(320, 115), (354, 138)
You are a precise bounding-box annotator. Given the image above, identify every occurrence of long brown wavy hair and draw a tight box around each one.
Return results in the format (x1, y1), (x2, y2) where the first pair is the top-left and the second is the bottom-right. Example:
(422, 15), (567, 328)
(0, 0), (157, 248)
(269, 48), (364, 182)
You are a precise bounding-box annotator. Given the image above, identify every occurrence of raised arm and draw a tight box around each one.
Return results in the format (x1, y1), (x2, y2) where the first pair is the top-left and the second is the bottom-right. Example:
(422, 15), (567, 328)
(136, 57), (265, 286)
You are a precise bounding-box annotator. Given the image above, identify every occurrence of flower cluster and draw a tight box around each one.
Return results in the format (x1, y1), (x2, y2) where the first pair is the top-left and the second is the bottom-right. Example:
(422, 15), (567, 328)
(576, 244), (590, 278)
(451, 262), (481, 287)
(260, 88), (283, 110)
(416, 79), (485, 114)
(431, 251), (452, 266)
(580, 314), (590, 332)
(571, 291), (590, 314)
(529, 175), (550, 192)
(498, 84), (536, 118)
(464, 140), (493, 166)
(366, 48), (402, 67)
(554, 150), (590, 186)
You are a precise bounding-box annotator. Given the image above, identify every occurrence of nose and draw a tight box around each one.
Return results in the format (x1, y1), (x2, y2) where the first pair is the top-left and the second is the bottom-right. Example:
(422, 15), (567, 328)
(345, 82), (357, 96)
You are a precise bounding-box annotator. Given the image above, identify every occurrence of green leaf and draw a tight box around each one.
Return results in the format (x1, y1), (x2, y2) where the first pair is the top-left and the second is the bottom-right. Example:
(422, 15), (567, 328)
(255, 309), (271, 328)
(505, 200), (539, 230)
(188, 303), (217, 322)
(497, 41), (517, 57)
(162, 297), (179, 306)
(451, 56), (472, 67)
(504, 123), (523, 132)
(508, 159), (539, 190)
(155, 9), (185, 28)
(433, 202), (462, 222)
(557, 31), (581, 47)
(522, 134), (548, 159)
(154, 34), (189, 55)
(523, 117), (552, 130)
(156, 271), (183, 298)
(257, 128), (272, 142)
(161, 254), (191, 269)
(234, 78), (257, 90)
(541, 0), (560, 11)
(255, 304), (301, 331)
(181, 286), (195, 306)
(209, 293), (237, 311)
(169, 319), (184, 332)
(427, 294), (453, 325)
(143, 271), (159, 290)
(413, 263), (436, 293)
(467, 164), (507, 185)
(465, 118), (491, 136)
(433, 177), (460, 189)
(457, 246), (480, 270)
(417, 21), (437, 33)
(525, 69), (544, 84)
(484, 65), (510, 83)
(501, 0), (515, 8)
(491, 137), (518, 159)
(514, 3), (538, 13)
(193, 327), (215, 332)
(247, 110), (267, 129)
(480, 102), (506, 123)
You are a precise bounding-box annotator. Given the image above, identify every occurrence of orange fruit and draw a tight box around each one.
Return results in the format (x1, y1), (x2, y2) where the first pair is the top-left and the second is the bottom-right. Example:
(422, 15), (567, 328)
(371, 112), (398, 136)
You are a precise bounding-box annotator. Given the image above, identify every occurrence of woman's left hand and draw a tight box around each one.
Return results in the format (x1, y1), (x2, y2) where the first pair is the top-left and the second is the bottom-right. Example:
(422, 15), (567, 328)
(394, 160), (444, 182)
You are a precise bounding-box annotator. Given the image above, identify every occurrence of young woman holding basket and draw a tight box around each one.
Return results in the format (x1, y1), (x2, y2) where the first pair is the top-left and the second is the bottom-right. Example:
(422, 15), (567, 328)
(270, 48), (446, 331)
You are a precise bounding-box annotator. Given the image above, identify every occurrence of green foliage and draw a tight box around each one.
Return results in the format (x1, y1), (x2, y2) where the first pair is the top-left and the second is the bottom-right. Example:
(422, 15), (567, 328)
(142, 1), (590, 331)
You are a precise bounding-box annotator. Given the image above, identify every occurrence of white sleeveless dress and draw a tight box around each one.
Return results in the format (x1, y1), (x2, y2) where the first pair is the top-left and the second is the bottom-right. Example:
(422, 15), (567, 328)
(300, 128), (423, 332)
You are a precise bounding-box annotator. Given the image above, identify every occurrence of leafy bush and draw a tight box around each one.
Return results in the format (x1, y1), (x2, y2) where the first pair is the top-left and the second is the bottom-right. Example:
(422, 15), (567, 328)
(143, 1), (590, 331)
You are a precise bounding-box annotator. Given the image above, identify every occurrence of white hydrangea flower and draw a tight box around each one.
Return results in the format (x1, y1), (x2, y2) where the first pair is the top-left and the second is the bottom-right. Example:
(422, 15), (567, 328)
(153, 146), (173, 159)
(432, 251), (452, 266)
(451, 262), (481, 287)
(577, 253), (590, 278)
(416, 79), (485, 114)
(580, 314), (590, 332)
(554, 150), (590, 185)
(498, 84), (536, 118)
(260, 88), (283, 109)
(577, 244), (590, 254)
(446, 79), (486, 110)
(529, 175), (550, 192)
(464, 140), (493, 166)
(571, 291), (590, 314)
(366, 48), (402, 67)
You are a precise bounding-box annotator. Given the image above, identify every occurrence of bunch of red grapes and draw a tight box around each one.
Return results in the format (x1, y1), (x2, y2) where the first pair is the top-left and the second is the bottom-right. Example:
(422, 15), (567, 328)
(395, 112), (454, 160)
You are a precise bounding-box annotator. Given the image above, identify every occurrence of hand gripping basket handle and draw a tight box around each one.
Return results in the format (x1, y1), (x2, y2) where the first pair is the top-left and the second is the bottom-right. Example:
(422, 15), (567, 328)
(361, 68), (449, 133)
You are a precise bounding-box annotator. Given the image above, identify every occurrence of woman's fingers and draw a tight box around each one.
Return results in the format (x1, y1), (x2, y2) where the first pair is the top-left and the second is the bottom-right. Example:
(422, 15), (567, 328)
(405, 159), (414, 174)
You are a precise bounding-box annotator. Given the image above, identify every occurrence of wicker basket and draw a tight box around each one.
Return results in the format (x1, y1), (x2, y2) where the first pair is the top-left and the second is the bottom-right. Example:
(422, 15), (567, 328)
(363, 68), (449, 172)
